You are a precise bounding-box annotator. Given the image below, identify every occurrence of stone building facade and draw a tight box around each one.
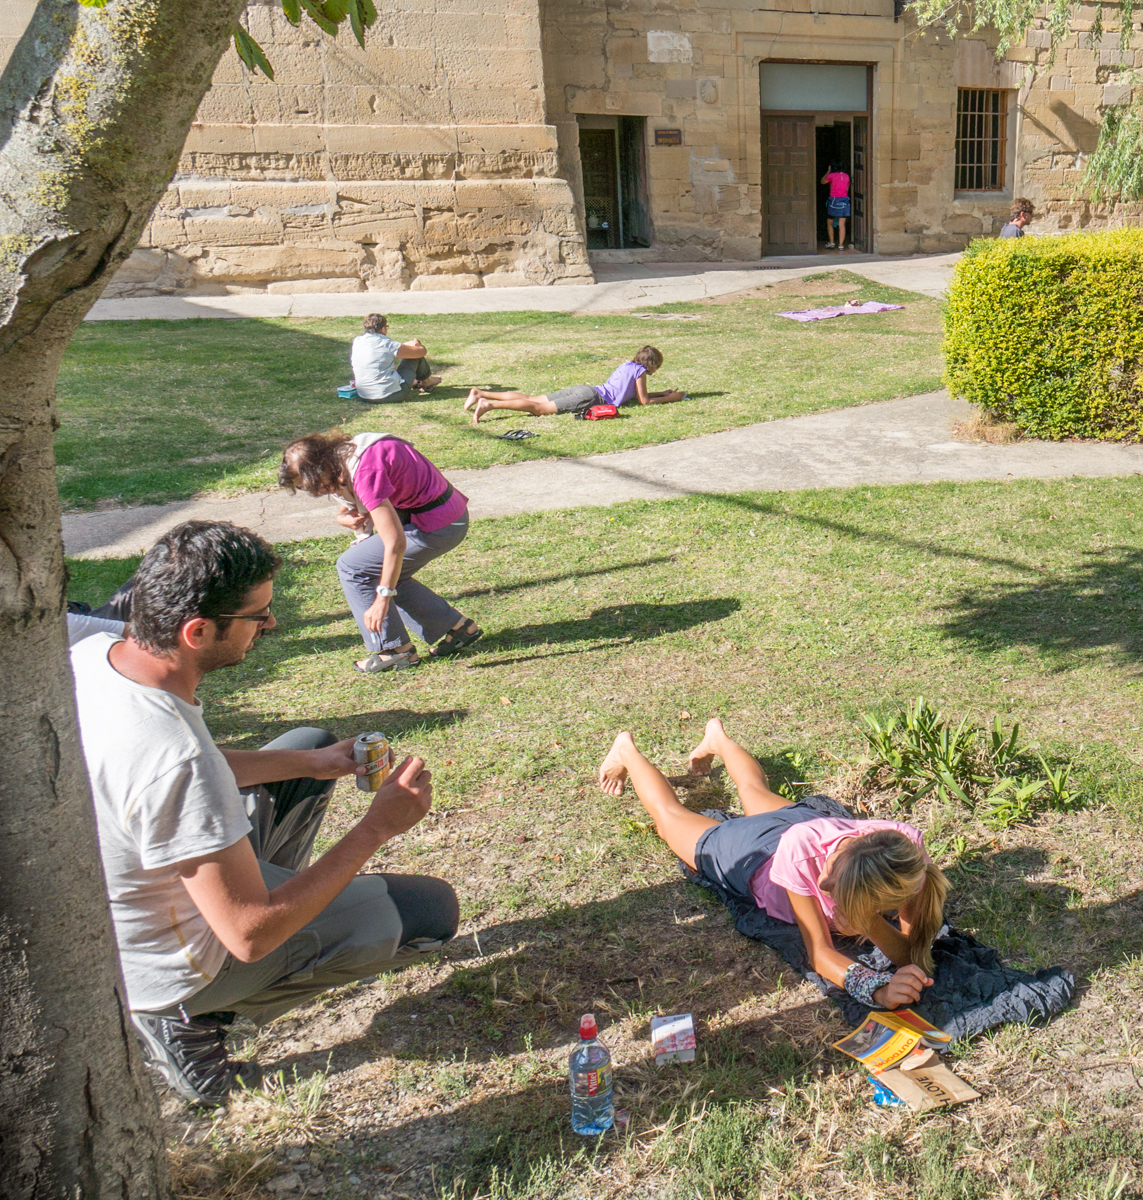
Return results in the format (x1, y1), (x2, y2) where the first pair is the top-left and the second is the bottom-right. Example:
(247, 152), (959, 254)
(3, 0), (1139, 294)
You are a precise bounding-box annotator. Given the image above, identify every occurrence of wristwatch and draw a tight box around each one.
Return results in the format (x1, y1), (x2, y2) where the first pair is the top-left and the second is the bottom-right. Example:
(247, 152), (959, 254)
(376, 586), (398, 598)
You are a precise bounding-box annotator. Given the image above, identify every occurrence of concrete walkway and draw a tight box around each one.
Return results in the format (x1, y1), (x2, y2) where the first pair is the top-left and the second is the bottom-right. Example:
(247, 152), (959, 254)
(85, 252), (961, 321)
(62, 389), (1143, 559)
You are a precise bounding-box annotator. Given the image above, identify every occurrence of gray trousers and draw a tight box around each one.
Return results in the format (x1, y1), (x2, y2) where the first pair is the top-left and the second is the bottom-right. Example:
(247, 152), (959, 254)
(337, 514), (469, 653)
(163, 728), (458, 1025)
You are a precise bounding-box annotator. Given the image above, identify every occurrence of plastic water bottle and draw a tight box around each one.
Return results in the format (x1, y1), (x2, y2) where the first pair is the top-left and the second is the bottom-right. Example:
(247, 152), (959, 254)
(569, 1013), (613, 1135)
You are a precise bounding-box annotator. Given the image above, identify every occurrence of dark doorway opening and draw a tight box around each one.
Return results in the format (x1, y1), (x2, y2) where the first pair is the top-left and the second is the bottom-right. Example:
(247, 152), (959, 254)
(815, 121), (852, 248)
(579, 117), (650, 250)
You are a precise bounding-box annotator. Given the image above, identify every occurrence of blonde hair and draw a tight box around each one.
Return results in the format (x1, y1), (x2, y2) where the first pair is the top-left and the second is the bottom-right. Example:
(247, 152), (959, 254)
(831, 831), (949, 975)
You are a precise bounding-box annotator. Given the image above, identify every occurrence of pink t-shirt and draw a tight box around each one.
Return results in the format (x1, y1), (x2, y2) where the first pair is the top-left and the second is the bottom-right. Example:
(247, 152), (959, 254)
(352, 439), (468, 532)
(750, 817), (928, 927)
(593, 361), (647, 407)
(825, 171), (850, 199)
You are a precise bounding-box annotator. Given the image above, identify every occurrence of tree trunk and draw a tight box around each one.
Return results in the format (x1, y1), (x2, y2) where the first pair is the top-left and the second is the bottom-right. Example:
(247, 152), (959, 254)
(0, 2), (247, 1195)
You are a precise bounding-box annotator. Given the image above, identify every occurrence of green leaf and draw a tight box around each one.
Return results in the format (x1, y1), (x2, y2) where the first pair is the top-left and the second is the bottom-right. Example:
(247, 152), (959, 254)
(233, 26), (275, 81)
(321, 0), (352, 21)
(78, 0), (110, 6)
(282, 0), (302, 25)
(299, 0), (339, 35)
(348, 0), (367, 48)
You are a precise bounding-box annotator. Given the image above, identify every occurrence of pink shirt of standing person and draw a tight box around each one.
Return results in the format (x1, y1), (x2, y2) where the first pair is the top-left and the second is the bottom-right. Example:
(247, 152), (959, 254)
(824, 170), (850, 198)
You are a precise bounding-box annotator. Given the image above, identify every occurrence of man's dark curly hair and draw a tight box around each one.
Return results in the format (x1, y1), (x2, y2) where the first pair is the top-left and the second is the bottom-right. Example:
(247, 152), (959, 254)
(129, 521), (281, 653)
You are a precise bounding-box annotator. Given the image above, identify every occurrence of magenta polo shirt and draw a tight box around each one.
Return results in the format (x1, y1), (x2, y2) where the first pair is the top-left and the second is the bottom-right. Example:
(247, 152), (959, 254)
(351, 439), (467, 532)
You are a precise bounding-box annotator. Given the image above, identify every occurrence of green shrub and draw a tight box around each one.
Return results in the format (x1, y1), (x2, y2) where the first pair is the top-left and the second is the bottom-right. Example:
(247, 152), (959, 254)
(944, 229), (1143, 440)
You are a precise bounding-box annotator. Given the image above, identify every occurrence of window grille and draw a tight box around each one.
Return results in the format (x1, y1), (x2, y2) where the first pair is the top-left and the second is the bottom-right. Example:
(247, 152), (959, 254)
(955, 89), (1008, 191)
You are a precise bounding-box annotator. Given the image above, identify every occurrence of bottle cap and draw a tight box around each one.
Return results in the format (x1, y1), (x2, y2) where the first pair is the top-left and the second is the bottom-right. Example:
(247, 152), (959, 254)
(579, 1013), (597, 1040)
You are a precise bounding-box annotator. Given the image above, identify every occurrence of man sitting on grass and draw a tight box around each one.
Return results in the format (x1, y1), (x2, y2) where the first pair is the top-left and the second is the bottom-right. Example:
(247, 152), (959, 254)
(72, 520), (458, 1107)
(351, 312), (441, 401)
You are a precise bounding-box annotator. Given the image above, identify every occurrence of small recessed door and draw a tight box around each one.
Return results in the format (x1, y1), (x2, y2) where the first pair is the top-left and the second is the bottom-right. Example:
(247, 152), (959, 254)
(579, 129), (620, 250)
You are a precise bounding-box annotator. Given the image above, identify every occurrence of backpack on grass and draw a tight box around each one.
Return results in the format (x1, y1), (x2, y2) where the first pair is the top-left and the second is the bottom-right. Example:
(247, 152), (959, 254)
(576, 403), (620, 421)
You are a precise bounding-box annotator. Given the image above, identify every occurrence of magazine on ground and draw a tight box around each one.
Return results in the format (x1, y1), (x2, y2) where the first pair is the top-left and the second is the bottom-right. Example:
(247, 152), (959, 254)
(833, 1009), (979, 1112)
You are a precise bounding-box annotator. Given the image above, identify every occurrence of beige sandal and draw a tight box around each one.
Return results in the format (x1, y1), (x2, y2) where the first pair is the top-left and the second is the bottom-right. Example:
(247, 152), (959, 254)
(354, 649), (420, 673)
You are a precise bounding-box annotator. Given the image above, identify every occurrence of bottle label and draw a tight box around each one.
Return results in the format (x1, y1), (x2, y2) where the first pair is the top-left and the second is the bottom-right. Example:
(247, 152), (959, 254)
(572, 1064), (612, 1098)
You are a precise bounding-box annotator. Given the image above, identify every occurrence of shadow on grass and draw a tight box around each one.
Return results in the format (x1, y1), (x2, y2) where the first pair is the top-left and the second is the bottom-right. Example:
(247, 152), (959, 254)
(946, 844), (1143, 979)
(937, 547), (1143, 668)
(219, 708), (471, 748)
(450, 555), (677, 600)
(469, 598), (741, 667)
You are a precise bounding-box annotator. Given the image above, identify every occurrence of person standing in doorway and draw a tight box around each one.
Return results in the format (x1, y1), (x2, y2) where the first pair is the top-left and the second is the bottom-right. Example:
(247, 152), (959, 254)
(821, 161), (851, 250)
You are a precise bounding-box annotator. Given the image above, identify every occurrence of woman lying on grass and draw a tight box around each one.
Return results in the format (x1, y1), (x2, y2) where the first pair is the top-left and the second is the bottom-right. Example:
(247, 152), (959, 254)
(600, 719), (949, 1010)
(464, 345), (685, 423)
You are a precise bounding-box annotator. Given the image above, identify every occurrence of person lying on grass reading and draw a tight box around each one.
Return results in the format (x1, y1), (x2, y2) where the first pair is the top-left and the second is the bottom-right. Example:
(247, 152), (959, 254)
(464, 345), (685, 424)
(279, 431), (482, 673)
(599, 718), (949, 1010)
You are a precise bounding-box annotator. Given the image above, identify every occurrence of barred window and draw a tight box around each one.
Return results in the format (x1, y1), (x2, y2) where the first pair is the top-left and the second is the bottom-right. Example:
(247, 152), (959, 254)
(955, 89), (1008, 191)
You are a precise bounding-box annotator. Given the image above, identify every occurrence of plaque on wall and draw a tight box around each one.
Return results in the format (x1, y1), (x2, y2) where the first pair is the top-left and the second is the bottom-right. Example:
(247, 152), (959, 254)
(654, 128), (683, 146)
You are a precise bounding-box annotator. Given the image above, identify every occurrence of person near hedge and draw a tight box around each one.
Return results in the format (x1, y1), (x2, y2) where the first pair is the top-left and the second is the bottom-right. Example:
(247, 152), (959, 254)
(999, 199), (1035, 239)
(350, 312), (441, 402)
(279, 430), (482, 672)
(821, 161), (852, 250)
(72, 520), (457, 1107)
(463, 345), (685, 423)
(598, 717), (950, 1010)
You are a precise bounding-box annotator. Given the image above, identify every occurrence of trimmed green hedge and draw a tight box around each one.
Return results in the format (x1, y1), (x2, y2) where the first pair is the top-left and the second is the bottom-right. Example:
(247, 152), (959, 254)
(944, 229), (1143, 440)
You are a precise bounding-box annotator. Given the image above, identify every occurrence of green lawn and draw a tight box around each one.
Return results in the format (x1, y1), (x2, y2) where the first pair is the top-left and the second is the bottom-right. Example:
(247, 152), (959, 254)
(56, 271), (942, 510)
(68, 475), (1143, 1200)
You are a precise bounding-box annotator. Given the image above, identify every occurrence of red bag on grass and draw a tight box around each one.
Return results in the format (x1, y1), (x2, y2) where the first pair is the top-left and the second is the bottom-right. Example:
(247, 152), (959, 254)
(578, 403), (620, 421)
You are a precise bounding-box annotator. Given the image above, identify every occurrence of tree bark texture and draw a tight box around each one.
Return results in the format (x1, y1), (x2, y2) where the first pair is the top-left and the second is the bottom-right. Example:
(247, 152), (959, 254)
(0, 3), (247, 1195)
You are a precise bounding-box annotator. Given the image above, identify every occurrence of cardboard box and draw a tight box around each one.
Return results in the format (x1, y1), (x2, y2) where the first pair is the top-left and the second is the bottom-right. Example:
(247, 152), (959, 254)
(651, 1013), (696, 1064)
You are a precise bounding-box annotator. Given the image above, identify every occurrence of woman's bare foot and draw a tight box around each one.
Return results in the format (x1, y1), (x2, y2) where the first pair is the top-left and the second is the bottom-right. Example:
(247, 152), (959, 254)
(599, 731), (634, 796)
(416, 375), (442, 393)
(463, 387), (485, 412)
(687, 716), (727, 775)
(472, 397), (494, 424)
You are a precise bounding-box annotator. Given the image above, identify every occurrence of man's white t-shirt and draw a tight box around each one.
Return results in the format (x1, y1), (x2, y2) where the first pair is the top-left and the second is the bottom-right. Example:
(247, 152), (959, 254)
(350, 332), (403, 401)
(72, 634), (252, 1012)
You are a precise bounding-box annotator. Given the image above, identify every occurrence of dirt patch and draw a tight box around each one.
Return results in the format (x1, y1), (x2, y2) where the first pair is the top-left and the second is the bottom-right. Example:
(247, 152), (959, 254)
(952, 409), (1023, 444)
(699, 278), (862, 306)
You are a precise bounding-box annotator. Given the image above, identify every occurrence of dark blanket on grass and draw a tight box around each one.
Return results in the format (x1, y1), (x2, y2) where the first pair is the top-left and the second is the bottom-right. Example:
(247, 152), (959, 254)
(683, 795), (1075, 1039)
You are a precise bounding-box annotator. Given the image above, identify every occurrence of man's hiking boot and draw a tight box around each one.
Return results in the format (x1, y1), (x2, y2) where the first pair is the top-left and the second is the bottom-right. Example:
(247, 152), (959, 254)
(131, 1010), (262, 1107)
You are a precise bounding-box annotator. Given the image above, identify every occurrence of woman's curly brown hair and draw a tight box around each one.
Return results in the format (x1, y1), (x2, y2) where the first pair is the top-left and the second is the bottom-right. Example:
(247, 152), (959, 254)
(278, 430), (355, 496)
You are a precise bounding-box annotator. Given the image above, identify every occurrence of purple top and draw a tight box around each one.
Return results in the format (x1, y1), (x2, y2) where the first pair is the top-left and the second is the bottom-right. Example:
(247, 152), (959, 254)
(593, 361), (647, 407)
(352, 439), (468, 532)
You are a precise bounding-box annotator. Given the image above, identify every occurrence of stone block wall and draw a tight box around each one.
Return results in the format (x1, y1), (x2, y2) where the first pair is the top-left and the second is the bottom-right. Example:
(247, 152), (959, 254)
(109, 0), (591, 296)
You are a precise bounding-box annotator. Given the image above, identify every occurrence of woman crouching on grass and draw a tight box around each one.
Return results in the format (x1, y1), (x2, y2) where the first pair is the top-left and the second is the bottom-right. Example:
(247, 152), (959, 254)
(279, 431), (482, 673)
(599, 718), (949, 1010)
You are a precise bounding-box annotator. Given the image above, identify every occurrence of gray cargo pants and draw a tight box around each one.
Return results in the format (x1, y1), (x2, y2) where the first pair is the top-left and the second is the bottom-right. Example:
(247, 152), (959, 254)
(337, 514), (469, 653)
(162, 728), (458, 1025)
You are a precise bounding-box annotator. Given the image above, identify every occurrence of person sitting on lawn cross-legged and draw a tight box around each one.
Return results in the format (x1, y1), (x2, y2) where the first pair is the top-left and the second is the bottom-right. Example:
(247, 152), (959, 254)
(72, 520), (458, 1108)
(279, 430), (482, 672)
(464, 345), (685, 423)
(351, 312), (441, 402)
(599, 718), (949, 1010)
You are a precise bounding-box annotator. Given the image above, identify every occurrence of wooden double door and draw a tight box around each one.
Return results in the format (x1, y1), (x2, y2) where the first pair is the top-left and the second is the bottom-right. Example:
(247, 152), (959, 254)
(763, 114), (869, 255)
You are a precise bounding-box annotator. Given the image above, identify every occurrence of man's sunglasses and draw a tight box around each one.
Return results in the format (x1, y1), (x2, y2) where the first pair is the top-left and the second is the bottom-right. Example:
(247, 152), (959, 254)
(210, 605), (273, 627)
